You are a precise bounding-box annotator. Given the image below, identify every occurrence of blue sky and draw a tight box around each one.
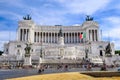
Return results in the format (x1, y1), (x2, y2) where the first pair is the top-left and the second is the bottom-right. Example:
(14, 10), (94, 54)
(0, 0), (120, 50)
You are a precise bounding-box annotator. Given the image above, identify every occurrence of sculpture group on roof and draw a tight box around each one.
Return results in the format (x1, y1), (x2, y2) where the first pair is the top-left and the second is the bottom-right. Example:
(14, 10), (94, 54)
(23, 14), (32, 20)
(86, 15), (94, 21)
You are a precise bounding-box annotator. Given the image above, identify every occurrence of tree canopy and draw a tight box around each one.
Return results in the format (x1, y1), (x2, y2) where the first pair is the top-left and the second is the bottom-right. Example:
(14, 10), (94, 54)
(115, 50), (120, 55)
(0, 51), (3, 55)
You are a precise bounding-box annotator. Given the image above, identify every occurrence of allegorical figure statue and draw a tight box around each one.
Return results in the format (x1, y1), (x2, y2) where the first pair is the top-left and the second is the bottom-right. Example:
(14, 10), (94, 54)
(86, 15), (93, 21)
(23, 14), (32, 20)
(105, 43), (112, 57)
(24, 43), (31, 57)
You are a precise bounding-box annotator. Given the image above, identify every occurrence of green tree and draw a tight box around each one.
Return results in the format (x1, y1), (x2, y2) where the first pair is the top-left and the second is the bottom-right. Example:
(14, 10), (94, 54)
(0, 51), (3, 55)
(115, 50), (120, 55)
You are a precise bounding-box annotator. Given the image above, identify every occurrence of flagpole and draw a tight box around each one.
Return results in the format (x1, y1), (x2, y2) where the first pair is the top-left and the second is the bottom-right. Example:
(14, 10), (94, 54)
(108, 31), (110, 42)
(39, 26), (43, 68)
(9, 31), (11, 41)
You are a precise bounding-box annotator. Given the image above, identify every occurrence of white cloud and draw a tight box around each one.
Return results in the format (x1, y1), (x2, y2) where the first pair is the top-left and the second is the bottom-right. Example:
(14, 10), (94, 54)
(0, 31), (16, 40)
(19, 0), (111, 25)
(0, 41), (7, 51)
(0, 11), (22, 21)
(101, 16), (120, 50)
(0, 31), (16, 50)
(111, 40), (120, 50)
(54, 0), (111, 14)
(0, 0), (25, 8)
(104, 16), (120, 24)
(28, 7), (68, 25)
(103, 27), (120, 39)
(102, 16), (120, 38)
(0, 0), (111, 26)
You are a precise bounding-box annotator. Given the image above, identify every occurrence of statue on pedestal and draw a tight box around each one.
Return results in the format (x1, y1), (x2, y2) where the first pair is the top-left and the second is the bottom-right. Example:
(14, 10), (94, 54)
(24, 43), (31, 57)
(105, 43), (112, 57)
(24, 43), (32, 66)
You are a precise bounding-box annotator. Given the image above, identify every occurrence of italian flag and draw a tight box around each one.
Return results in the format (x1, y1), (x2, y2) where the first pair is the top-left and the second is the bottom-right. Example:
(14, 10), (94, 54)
(79, 32), (86, 39)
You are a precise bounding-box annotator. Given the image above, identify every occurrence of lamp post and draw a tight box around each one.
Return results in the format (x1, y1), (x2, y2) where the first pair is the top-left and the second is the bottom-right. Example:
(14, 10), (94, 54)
(39, 26), (43, 67)
(85, 49), (89, 59)
(38, 27), (44, 73)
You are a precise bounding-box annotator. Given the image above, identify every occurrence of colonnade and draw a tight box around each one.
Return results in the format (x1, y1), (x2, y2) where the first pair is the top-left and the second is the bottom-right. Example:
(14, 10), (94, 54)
(89, 29), (98, 41)
(19, 29), (98, 43)
(20, 29), (29, 41)
(34, 32), (85, 43)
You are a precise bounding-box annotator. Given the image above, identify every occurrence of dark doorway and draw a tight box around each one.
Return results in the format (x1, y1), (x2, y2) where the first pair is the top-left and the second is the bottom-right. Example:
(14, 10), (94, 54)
(100, 50), (103, 56)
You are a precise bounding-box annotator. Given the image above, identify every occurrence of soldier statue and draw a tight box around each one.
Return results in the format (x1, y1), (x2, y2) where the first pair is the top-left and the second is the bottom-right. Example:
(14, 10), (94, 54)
(24, 43), (31, 57)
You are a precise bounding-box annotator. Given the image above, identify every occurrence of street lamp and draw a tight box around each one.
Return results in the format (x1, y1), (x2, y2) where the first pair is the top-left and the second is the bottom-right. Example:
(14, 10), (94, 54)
(40, 49), (42, 58)
(39, 26), (43, 67)
(85, 49), (89, 59)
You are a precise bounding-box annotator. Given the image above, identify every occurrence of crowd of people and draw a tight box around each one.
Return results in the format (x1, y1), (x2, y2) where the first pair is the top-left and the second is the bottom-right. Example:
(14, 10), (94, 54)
(37, 62), (119, 74)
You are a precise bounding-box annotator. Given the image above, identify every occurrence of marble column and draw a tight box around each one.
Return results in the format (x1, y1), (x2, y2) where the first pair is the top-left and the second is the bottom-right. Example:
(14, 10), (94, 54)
(94, 30), (95, 41)
(22, 29), (24, 41)
(45, 32), (46, 43)
(89, 30), (90, 41)
(56, 33), (58, 43)
(35, 32), (36, 42)
(71, 33), (72, 43)
(65, 33), (67, 43)
(77, 32), (78, 43)
(95, 30), (98, 41)
(90, 30), (92, 41)
(27, 29), (29, 41)
(25, 29), (27, 41)
(40, 32), (41, 42)
(20, 29), (22, 41)
(68, 33), (69, 43)
(92, 30), (94, 41)
(54, 32), (55, 43)
(67, 33), (69, 43)
(50, 33), (52, 43)
(24, 29), (26, 41)
(73, 33), (75, 43)
(36, 32), (37, 42)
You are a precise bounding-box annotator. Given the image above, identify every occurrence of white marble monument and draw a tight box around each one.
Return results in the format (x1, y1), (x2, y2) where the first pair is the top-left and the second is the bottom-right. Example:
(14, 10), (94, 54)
(3, 15), (116, 65)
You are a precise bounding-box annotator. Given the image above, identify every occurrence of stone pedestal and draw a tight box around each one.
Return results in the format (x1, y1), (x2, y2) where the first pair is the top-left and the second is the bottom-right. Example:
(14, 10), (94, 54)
(23, 56), (32, 68)
(38, 57), (43, 68)
(39, 57), (41, 63)
(58, 37), (64, 45)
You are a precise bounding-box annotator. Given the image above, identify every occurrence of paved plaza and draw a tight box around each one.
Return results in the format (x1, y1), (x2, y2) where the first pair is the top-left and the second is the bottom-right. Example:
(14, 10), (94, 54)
(0, 67), (118, 80)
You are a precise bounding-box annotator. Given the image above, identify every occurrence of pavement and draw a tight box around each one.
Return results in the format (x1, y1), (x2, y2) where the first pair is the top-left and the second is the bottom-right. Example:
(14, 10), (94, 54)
(0, 67), (118, 80)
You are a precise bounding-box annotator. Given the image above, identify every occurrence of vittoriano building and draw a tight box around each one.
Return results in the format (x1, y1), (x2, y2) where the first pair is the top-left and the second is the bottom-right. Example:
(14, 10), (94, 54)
(3, 15), (115, 66)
